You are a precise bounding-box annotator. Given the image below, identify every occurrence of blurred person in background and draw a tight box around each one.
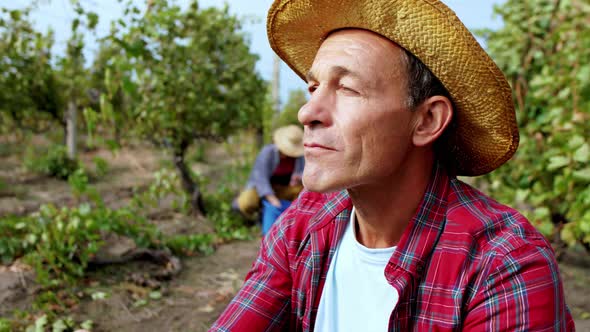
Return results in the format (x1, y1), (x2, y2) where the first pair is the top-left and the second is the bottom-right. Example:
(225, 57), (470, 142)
(234, 125), (304, 235)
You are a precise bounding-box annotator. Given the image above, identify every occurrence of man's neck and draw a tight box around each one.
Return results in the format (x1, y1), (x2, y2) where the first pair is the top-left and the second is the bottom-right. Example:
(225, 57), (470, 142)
(348, 154), (434, 249)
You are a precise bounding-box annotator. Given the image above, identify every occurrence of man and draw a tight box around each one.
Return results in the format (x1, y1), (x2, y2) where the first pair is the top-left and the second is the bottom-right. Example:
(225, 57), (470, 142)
(234, 125), (305, 235)
(212, 0), (574, 331)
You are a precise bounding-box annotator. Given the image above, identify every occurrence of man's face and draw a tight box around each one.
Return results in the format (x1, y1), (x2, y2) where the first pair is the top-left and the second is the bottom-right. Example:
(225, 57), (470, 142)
(299, 29), (419, 193)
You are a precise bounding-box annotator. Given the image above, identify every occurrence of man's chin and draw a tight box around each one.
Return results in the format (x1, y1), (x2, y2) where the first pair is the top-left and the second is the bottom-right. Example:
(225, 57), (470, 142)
(302, 176), (343, 194)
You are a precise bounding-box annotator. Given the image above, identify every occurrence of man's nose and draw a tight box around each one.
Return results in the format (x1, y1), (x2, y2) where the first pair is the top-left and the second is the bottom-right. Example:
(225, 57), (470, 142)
(298, 88), (332, 127)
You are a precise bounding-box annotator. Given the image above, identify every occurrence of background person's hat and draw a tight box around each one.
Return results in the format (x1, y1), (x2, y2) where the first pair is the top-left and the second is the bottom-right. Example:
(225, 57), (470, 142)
(267, 0), (519, 176)
(273, 125), (304, 158)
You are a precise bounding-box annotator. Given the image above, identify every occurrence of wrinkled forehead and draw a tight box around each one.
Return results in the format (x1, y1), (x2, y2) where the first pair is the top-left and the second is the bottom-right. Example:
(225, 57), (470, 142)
(309, 29), (409, 83)
(320, 28), (406, 59)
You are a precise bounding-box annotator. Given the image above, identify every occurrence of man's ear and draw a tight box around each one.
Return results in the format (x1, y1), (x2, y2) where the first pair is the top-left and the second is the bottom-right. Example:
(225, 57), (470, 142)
(412, 96), (453, 147)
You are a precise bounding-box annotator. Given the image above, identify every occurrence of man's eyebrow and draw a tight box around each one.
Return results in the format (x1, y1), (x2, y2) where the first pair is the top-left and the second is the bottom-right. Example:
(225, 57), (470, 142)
(305, 66), (364, 83)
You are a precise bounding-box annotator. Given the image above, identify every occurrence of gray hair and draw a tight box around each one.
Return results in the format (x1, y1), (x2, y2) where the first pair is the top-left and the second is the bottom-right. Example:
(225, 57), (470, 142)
(402, 49), (453, 110)
(402, 49), (457, 173)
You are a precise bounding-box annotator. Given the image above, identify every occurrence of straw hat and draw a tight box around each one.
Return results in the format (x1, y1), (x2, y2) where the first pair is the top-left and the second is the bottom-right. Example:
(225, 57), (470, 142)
(273, 125), (304, 158)
(267, 0), (519, 176)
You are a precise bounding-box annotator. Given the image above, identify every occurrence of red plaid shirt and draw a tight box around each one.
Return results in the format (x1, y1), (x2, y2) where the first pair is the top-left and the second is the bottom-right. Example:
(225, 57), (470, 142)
(211, 165), (574, 331)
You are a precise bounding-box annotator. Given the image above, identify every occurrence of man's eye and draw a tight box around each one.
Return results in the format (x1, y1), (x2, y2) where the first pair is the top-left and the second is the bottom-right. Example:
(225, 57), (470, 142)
(308, 85), (318, 94)
(339, 84), (358, 94)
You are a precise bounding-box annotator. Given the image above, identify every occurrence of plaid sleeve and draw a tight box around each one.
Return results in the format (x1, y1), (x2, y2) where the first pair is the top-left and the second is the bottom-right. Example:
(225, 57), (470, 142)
(209, 217), (293, 332)
(463, 244), (575, 331)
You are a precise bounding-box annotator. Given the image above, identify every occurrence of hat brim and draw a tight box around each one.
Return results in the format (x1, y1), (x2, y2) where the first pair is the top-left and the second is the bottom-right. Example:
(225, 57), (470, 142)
(267, 0), (519, 176)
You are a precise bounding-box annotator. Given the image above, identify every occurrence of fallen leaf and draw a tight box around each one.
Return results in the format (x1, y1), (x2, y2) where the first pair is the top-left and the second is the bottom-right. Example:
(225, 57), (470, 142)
(198, 304), (215, 313)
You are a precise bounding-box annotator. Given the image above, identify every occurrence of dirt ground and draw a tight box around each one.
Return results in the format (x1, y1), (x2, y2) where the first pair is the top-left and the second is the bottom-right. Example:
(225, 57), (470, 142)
(1, 140), (589, 331)
(72, 239), (261, 332)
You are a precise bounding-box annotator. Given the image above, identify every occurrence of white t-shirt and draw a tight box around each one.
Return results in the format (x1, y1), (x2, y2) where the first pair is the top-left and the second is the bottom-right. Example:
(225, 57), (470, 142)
(315, 208), (399, 332)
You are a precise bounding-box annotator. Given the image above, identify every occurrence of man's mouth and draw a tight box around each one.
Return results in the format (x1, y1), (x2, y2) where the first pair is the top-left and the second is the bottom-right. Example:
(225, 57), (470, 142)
(304, 143), (337, 151)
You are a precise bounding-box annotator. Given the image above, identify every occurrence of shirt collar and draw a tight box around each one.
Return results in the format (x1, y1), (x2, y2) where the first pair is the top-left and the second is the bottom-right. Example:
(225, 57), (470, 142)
(387, 162), (450, 277)
(310, 162), (450, 277)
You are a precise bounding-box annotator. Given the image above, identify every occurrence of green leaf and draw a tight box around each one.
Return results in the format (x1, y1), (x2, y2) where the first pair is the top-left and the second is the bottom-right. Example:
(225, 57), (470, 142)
(79, 203), (91, 215)
(81, 320), (93, 330)
(568, 135), (585, 149)
(122, 76), (136, 95)
(72, 18), (80, 31)
(87, 12), (99, 30)
(573, 168), (590, 182)
(26, 233), (37, 244)
(573, 143), (590, 163)
(561, 224), (577, 246)
(536, 220), (554, 237)
(547, 156), (570, 171)
(533, 206), (551, 220)
(9, 10), (21, 21)
(26, 315), (47, 332)
(91, 291), (108, 300)
(149, 291), (162, 300)
(51, 319), (67, 332)
(133, 299), (148, 307)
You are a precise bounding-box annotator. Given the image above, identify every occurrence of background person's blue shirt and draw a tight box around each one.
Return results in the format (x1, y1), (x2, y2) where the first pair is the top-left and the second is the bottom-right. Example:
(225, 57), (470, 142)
(245, 144), (305, 198)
